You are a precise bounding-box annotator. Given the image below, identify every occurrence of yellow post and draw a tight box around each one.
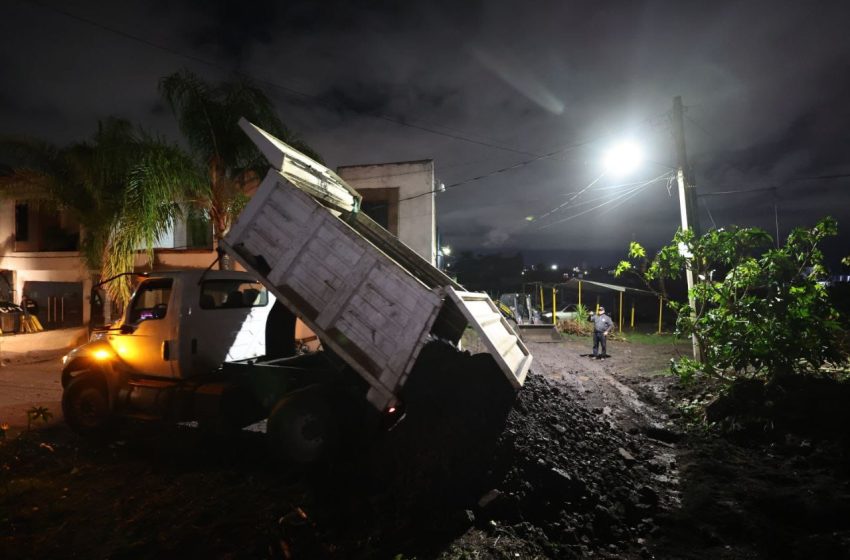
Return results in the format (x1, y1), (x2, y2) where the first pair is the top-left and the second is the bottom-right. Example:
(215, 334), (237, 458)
(658, 296), (663, 334)
(619, 291), (623, 332)
(539, 284), (544, 314)
(552, 287), (557, 325)
(595, 297), (600, 314)
(630, 301), (635, 329)
(578, 280), (582, 308)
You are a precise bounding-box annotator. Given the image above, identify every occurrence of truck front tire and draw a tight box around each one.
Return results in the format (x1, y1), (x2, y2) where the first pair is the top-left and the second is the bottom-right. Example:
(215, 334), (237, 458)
(267, 387), (337, 466)
(62, 373), (112, 436)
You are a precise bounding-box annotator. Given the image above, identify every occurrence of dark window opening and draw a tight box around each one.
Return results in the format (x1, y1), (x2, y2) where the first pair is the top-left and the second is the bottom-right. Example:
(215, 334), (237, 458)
(187, 207), (213, 249)
(15, 203), (28, 242)
(360, 200), (390, 230)
(200, 280), (268, 309)
(357, 187), (400, 235)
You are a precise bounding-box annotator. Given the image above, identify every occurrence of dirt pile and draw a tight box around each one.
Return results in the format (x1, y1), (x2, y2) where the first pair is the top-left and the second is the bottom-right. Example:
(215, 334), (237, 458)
(451, 372), (661, 558)
(705, 375), (850, 438)
(271, 346), (664, 558)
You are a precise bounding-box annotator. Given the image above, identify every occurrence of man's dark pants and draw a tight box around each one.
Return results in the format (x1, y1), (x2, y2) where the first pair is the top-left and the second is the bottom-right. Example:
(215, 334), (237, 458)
(592, 331), (607, 357)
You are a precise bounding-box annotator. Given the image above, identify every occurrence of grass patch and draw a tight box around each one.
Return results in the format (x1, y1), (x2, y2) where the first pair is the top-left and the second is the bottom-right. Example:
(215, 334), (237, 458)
(619, 332), (689, 345)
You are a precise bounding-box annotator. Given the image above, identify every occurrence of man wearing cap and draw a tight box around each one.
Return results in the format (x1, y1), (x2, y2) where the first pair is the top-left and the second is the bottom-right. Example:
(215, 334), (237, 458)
(590, 306), (614, 359)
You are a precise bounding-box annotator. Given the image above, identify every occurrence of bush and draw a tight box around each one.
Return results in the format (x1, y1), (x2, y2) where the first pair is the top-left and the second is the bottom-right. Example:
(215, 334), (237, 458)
(616, 217), (848, 383)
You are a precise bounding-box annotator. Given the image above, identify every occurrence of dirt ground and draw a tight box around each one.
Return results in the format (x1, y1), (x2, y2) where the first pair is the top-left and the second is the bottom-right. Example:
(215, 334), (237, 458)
(1, 335), (848, 559)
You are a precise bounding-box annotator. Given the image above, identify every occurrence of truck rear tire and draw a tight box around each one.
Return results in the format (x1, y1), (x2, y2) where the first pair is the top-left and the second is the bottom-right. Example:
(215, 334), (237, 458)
(267, 387), (337, 466)
(62, 373), (112, 437)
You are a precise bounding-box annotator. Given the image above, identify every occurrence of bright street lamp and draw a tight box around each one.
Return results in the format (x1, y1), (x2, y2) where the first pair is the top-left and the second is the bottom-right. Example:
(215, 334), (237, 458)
(602, 140), (643, 176)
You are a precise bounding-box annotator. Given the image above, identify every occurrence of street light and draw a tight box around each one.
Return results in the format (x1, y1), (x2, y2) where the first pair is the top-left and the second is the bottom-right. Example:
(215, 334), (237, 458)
(550, 264), (558, 271)
(440, 245), (452, 256)
(603, 140), (643, 176)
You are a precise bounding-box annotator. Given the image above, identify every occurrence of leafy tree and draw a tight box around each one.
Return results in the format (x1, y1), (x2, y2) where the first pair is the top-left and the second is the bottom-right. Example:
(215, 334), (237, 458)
(0, 118), (201, 304)
(159, 69), (321, 268)
(615, 217), (847, 381)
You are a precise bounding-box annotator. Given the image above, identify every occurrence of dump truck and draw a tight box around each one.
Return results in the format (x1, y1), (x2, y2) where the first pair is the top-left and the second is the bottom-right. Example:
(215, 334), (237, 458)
(60, 120), (532, 464)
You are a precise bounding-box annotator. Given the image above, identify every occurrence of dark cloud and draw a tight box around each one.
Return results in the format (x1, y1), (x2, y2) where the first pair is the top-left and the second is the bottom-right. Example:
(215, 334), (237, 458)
(2, 0), (849, 265)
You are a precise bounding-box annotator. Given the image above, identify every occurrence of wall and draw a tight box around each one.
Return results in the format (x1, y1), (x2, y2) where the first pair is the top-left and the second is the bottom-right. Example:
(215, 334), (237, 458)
(337, 160), (437, 265)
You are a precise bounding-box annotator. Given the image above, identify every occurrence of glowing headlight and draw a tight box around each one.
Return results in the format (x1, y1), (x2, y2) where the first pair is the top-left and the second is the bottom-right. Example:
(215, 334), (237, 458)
(93, 349), (114, 361)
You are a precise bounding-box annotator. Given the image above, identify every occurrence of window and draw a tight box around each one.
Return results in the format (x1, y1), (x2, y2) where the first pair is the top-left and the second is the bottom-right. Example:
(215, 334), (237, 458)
(358, 187), (399, 234)
(361, 200), (390, 230)
(15, 203), (28, 242)
(186, 207), (213, 249)
(128, 278), (173, 323)
(199, 280), (268, 310)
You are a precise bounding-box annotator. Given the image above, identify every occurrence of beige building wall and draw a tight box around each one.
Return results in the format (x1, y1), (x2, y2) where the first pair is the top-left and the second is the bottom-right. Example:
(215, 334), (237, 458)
(0, 201), (93, 324)
(337, 160), (437, 265)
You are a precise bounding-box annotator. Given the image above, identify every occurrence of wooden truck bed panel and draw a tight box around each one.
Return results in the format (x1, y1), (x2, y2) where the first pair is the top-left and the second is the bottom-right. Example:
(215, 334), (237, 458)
(226, 119), (532, 411)
(223, 172), (442, 410)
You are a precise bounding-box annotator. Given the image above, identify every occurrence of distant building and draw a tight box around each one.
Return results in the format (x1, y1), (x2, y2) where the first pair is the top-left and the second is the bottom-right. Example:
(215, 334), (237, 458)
(338, 160), (437, 265)
(0, 200), (217, 329)
(0, 201), (90, 328)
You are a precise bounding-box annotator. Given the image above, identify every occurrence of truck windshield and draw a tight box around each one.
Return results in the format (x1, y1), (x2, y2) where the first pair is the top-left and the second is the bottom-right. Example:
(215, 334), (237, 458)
(199, 280), (268, 309)
(128, 278), (173, 323)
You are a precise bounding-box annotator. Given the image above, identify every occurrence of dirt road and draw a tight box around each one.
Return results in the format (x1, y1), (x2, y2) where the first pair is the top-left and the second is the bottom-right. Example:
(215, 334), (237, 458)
(0, 354), (64, 433)
(2, 337), (848, 559)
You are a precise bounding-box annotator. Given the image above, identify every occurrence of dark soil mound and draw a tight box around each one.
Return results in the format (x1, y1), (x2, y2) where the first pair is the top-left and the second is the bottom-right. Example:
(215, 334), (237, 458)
(456, 373), (659, 558)
(274, 344), (661, 558)
(705, 375), (850, 439)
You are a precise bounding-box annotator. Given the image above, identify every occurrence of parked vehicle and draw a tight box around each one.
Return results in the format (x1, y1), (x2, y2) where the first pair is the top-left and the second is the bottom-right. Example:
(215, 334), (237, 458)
(60, 120), (532, 465)
(542, 304), (580, 322)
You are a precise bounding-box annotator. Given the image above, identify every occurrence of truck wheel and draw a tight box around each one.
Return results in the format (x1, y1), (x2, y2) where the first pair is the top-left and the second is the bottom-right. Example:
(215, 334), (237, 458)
(62, 373), (112, 436)
(267, 388), (337, 466)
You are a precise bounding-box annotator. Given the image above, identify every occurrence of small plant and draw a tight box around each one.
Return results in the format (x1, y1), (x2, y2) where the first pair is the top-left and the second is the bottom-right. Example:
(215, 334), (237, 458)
(26, 406), (53, 431)
(0, 421), (8, 440)
(558, 303), (593, 335)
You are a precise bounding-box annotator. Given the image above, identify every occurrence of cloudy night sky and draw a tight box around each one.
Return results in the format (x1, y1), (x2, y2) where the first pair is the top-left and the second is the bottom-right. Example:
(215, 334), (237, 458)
(2, 0), (849, 267)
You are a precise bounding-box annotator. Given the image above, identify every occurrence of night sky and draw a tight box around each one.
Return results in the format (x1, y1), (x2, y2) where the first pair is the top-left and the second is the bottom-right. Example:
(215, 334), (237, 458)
(3, 0), (849, 267)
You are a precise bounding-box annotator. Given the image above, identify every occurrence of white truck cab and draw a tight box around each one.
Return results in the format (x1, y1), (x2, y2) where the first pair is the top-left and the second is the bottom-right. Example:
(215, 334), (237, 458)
(64, 270), (273, 383)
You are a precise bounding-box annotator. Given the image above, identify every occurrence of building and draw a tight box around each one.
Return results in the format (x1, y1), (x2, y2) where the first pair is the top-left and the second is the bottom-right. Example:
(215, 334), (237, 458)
(338, 160), (437, 265)
(0, 159), (438, 330)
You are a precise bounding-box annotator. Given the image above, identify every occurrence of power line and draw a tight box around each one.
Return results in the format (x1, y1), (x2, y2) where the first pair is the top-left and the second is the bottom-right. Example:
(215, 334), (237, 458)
(533, 172), (606, 223)
(397, 134), (620, 204)
(535, 172), (673, 230)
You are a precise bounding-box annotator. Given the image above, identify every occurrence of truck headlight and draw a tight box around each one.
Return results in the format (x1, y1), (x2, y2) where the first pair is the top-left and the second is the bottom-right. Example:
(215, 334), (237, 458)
(93, 348), (114, 362)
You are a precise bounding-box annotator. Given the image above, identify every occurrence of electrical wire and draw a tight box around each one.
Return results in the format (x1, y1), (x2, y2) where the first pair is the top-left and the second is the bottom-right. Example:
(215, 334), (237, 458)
(535, 172), (673, 230)
(533, 172), (606, 223)
(396, 135), (617, 204)
(536, 180), (657, 231)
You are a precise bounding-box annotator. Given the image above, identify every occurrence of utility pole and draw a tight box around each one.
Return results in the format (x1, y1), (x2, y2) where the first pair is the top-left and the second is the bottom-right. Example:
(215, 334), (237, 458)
(672, 95), (702, 361)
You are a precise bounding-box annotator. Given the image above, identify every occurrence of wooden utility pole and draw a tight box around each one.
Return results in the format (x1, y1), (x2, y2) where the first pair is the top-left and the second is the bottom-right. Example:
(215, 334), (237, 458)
(672, 96), (702, 361)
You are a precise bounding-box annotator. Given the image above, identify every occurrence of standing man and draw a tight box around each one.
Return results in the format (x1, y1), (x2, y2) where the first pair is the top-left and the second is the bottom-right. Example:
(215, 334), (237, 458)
(590, 306), (614, 359)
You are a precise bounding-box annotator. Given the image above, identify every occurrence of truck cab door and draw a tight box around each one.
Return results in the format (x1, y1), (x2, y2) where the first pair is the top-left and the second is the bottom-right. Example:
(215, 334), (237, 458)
(109, 277), (176, 378)
(179, 279), (273, 377)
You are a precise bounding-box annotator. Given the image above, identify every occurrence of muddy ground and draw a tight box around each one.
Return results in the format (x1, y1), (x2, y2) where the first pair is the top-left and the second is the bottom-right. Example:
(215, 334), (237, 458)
(1, 335), (849, 559)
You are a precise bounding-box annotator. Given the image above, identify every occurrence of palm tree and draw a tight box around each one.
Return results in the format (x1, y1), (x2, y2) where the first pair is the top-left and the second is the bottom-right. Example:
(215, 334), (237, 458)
(0, 118), (201, 306)
(159, 69), (321, 268)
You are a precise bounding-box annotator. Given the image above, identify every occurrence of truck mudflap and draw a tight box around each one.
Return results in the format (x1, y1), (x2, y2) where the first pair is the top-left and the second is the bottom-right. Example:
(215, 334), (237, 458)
(441, 288), (531, 389)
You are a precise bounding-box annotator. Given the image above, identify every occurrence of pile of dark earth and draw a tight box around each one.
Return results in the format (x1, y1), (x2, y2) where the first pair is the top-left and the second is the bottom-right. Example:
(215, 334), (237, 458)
(647, 374), (850, 560)
(284, 341), (662, 559)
